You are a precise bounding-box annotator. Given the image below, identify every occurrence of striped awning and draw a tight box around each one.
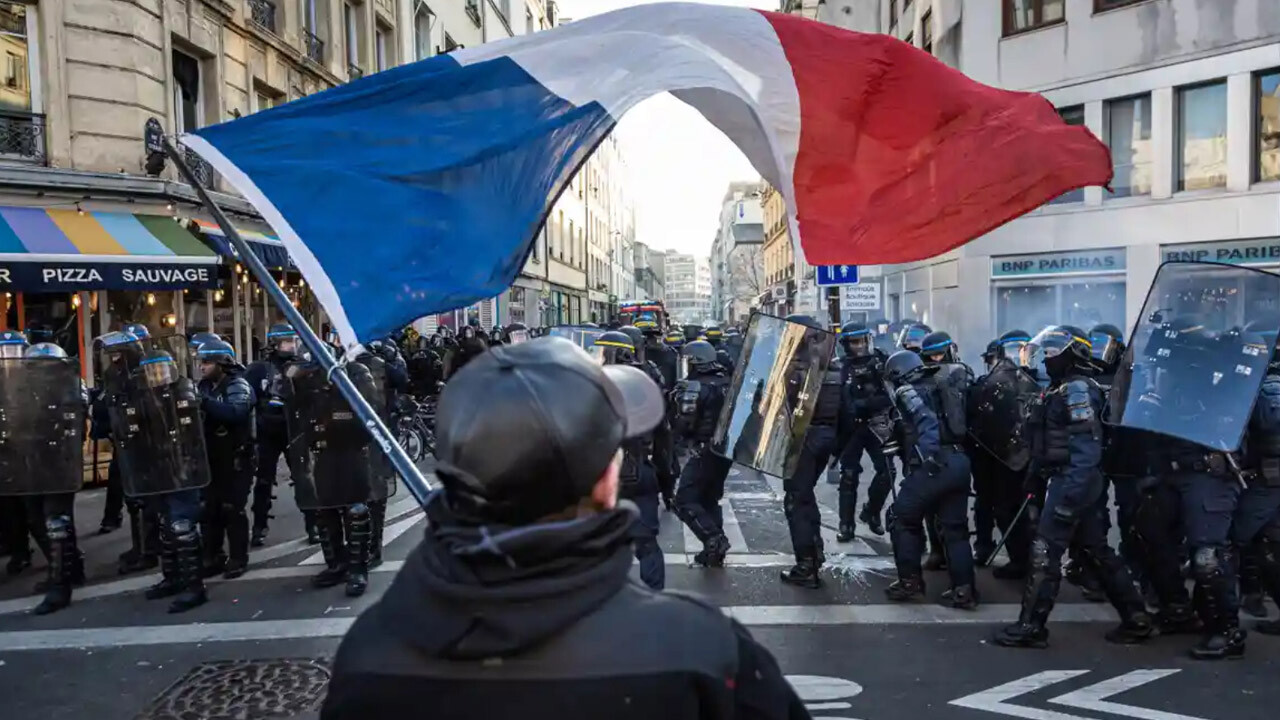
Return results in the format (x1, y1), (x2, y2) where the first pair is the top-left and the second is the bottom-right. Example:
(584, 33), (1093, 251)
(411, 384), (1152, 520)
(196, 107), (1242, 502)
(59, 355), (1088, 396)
(0, 206), (217, 260)
(191, 218), (293, 269)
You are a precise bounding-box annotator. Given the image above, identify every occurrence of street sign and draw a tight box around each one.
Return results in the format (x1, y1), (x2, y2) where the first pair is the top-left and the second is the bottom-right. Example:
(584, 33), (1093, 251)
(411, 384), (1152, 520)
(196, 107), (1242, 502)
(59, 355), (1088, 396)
(840, 282), (881, 310)
(816, 265), (858, 286)
(949, 669), (1208, 720)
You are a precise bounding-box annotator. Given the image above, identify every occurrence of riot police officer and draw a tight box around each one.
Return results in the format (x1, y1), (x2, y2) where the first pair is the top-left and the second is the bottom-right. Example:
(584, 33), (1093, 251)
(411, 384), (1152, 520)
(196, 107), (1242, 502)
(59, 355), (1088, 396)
(897, 323), (932, 354)
(454, 325), (488, 373)
(919, 331), (973, 570)
(1, 341), (87, 615)
(835, 321), (894, 539)
(243, 324), (303, 546)
(664, 327), (685, 355)
(704, 325), (735, 374)
(994, 326), (1153, 649)
(196, 339), (256, 580)
(672, 339), (733, 567)
(593, 330), (666, 589)
(722, 326), (744, 367)
(0, 330), (36, 576)
(882, 350), (978, 609)
(1235, 336), (1280, 636)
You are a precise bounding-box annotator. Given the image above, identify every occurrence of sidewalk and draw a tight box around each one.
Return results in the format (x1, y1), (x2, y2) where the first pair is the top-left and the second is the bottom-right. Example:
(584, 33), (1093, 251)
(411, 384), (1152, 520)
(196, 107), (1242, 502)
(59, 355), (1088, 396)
(0, 458), (433, 602)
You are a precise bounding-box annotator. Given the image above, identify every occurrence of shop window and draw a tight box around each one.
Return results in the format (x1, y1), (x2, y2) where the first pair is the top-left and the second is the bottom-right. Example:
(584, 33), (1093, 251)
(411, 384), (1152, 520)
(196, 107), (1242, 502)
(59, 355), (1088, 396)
(993, 280), (1125, 336)
(1177, 80), (1228, 191)
(1106, 94), (1153, 197)
(414, 3), (434, 61)
(1048, 106), (1086, 203)
(1003, 0), (1064, 37)
(1255, 69), (1280, 182)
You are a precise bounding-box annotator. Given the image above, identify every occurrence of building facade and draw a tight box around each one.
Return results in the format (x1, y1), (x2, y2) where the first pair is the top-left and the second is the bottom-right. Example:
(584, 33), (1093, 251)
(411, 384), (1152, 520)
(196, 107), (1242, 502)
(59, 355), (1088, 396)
(663, 251), (711, 326)
(632, 240), (665, 303)
(804, 0), (1280, 365)
(709, 180), (764, 324)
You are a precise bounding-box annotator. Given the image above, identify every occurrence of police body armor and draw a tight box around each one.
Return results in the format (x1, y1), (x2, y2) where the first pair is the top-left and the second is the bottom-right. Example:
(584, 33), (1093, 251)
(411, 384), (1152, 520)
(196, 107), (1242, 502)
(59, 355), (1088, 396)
(711, 313), (837, 478)
(102, 350), (211, 497)
(810, 363), (843, 427)
(201, 374), (256, 479)
(969, 359), (1041, 471)
(286, 361), (392, 510)
(0, 358), (85, 496)
(1248, 375), (1280, 486)
(932, 362), (971, 445)
(619, 434), (654, 497)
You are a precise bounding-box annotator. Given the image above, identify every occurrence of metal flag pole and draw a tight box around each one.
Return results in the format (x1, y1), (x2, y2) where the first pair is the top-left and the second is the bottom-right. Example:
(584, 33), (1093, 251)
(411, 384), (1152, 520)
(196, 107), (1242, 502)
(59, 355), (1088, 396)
(161, 137), (433, 508)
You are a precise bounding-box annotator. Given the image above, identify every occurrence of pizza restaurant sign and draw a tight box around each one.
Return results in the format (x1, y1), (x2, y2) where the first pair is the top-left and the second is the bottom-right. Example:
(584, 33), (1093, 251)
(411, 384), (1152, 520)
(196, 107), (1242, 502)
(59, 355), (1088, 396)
(0, 261), (219, 291)
(1161, 239), (1280, 266)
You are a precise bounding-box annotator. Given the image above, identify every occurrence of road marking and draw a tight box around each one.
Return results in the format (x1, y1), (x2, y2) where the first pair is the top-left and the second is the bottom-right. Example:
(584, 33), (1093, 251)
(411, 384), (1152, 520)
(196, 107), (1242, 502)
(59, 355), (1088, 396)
(788, 674), (863, 701)
(300, 514), (423, 565)
(949, 670), (1093, 720)
(1048, 670), (1208, 720)
(721, 498), (749, 551)
(0, 604), (1130, 651)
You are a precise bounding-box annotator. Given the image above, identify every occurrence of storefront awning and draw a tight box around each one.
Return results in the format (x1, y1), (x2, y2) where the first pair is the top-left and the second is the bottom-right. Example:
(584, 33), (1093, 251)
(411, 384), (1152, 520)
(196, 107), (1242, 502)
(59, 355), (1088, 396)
(191, 219), (293, 269)
(0, 206), (220, 292)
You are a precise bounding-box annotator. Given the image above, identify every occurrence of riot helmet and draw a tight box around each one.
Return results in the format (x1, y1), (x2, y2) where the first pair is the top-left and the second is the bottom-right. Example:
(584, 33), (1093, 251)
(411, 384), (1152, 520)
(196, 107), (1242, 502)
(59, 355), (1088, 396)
(139, 350), (179, 388)
(0, 330), (29, 359)
(187, 331), (221, 350)
(592, 330), (637, 365)
(664, 328), (685, 349)
(267, 323), (299, 358)
(724, 326), (740, 338)
(682, 324), (703, 341)
(682, 339), (718, 370)
(785, 314), (824, 331)
(839, 321), (873, 359)
(504, 322), (529, 344)
(617, 325), (645, 363)
(920, 330), (957, 364)
(884, 349), (930, 385)
(981, 339), (1002, 370)
(704, 325), (723, 346)
(196, 338), (238, 379)
(1025, 325), (1093, 381)
(24, 342), (67, 359)
(123, 323), (151, 341)
(1088, 323), (1125, 369)
(997, 329), (1031, 364)
(460, 325), (477, 341)
(897, 323), (932, 353)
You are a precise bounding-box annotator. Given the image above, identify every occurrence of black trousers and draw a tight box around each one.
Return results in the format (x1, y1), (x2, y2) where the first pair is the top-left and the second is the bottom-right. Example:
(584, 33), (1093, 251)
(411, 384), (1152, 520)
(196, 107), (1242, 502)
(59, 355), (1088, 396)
(253, 423), (294, 528)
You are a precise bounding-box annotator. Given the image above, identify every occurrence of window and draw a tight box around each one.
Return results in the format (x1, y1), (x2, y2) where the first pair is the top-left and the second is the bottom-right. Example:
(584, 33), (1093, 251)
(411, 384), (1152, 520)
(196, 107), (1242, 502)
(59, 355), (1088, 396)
(0, 3), (34, 112)
(253, 89), (280, 113)
(464, 0), (480, 27)
(1255, 69), (1280, 182)
(344, 2), (361, 75)
(414, 4), (434, 60)
(567, 220), (573, 262)
(301, 0), (325, 63)
(172, 49), (203, 133)
(1094, 0), (1147, 11)
(1048, 106), (1085, 203)
(904, 32), (913, 46)
(526, 8), (534, 34)
(1107, 94), (1153, 197)
(921, 10), (933, 54)
(889, 0), (898, 27)
(375, 24), (389, 71)
(248, 0), (279, 33)
(994, 280), (1126, 338)
(1177, 81), (1228, 191)
(1003, 0), (1065, 36)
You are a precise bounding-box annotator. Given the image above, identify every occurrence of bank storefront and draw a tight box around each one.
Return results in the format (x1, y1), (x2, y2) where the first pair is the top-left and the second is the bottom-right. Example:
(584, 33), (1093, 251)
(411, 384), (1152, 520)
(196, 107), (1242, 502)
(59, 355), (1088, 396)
(990, 248), (1128, 336)
(1156, 238), (1280, 326)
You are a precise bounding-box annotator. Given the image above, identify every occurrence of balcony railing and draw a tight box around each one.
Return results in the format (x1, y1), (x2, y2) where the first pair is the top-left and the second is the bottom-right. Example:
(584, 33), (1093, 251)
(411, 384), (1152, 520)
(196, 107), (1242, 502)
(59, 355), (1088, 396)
(303, 29), (324, 64)
(181, 144), (216, 189)
(248, 0), (277, 33)
(0, 111), (46, 164)
(348, 64), (364, 80)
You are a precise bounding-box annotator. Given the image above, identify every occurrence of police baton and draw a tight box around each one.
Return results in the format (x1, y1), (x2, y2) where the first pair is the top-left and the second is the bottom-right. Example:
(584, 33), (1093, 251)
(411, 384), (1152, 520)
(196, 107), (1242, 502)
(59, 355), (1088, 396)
(981, 492), (1034, 568)
(163, 137), (434, 509)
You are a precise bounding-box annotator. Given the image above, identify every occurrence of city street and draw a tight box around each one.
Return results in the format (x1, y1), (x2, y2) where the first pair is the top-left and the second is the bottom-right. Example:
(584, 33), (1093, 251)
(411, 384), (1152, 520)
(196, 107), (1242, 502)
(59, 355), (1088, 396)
(1, 463), (1277, 720)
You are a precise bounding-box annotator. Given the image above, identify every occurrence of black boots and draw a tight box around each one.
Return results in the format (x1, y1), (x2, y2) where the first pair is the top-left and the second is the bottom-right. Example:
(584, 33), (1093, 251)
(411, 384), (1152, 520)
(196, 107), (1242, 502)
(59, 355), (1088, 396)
(32, 515), (77, 616)
(994, 556), (1057, 649)
(118, 502), (159, 575)
(303, 510), (321, 545)
(223, 506), (250, 579)
(859, 505), (885, 536)
(836, 524), (857, 543)
(780, 554), (823, 589)
(344, 504), (371, 597)
(368, 499), (386, 569)
(692, 535), (730, 568)
(941, 584), (979, 610)
(145, 520), (207, 613)
(311, 511), (347, 589)
(885, 576), (925, 602)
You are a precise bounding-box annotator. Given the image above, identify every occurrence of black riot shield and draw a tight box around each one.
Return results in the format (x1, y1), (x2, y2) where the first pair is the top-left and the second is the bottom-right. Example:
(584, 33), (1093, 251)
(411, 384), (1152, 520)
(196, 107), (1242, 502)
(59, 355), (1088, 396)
(711, 313), (837, 478)
(286, 362), (392, 510)
(967, 362), (1042, 471)
(1108, 261), (1280, 453)
(354, 354), (397, 497)
(108, 371), (211, 497)
(0, 359), (85, 496)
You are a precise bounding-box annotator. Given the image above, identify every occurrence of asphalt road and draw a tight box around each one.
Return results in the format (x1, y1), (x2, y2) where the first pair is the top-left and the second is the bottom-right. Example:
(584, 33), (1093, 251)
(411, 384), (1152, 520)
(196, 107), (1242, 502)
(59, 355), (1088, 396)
(1, 464), (1276, 720)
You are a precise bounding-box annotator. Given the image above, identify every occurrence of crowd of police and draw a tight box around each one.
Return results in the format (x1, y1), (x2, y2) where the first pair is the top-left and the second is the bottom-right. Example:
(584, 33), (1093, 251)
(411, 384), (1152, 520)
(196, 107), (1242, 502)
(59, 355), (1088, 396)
(0, 319), (411, 616)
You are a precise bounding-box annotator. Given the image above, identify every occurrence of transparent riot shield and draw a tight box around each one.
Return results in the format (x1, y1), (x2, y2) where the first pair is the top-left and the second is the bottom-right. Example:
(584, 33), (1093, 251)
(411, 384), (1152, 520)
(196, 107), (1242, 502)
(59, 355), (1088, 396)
(711, 313), (837, 478)
(110, 372), (212, 497)
(0, 359), (85, 496)
(968, 362), (1043, 471)
(287, 362), (392, 510)
(1107, 261), (1280, 452)
(152, 334), (193, 378)
(549, 325), (605, 350)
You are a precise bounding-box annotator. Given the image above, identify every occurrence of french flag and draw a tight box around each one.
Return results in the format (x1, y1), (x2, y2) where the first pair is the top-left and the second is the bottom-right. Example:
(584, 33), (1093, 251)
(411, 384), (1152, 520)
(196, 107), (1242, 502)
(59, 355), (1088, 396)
(184, 2), (1110, 348)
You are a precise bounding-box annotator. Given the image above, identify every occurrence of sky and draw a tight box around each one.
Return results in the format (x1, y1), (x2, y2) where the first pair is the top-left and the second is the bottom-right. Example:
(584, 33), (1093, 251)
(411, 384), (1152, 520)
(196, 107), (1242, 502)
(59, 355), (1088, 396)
(554, 0), (775, 257)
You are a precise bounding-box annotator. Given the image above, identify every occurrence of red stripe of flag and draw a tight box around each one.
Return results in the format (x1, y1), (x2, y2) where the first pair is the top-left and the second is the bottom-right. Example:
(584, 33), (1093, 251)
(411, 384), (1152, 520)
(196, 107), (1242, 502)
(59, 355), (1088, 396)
(759, 11), (1112, 266)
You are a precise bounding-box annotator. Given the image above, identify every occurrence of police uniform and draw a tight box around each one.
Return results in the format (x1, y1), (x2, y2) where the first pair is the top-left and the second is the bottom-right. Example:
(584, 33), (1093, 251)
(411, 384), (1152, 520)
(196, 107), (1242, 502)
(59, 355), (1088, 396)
(838, 348), (894, 536)
(1235, 370), (1280, 635)
(672, 345), (733, 566)
(243, 332), (298, 545)
(197, 354), (256, 579)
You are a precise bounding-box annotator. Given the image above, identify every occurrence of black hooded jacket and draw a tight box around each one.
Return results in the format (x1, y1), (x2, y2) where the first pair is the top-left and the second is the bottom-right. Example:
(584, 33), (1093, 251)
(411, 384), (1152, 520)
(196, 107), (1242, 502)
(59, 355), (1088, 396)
(322, 493), (809, 720)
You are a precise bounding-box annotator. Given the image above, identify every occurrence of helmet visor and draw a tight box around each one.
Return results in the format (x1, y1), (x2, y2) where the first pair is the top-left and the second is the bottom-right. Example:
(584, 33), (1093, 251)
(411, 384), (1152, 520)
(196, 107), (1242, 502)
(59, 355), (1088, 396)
(140, 356), (177, 388)
(898, 326), (928, 350)
(1024, 327), (1084, 371)
(842, 333), (871, 358)
(1088, 331), (1124, 366)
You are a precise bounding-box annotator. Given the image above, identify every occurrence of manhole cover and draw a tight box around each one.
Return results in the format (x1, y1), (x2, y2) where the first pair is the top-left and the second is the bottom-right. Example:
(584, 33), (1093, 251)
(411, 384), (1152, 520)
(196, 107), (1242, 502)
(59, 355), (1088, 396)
(136, 658), (331, 720)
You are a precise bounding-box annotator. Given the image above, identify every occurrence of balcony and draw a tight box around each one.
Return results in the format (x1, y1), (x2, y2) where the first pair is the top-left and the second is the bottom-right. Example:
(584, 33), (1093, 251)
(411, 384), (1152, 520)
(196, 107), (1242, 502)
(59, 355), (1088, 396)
(348, 64), (364, 80)
(303, 29), (324, 64)
(248, 0), (277, 33)
(0, 111), (46, 165)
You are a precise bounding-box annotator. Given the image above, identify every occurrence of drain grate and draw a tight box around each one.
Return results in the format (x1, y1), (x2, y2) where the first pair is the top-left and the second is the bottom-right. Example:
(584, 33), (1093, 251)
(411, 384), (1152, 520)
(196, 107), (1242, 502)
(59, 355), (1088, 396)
(135, 658), (331, 720)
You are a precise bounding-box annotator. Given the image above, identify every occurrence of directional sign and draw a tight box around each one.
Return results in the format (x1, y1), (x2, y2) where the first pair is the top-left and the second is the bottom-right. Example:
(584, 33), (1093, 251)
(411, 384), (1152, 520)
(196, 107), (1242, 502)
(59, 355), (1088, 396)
(949, 669), (1211, 720)
(816, 264), (859, 286)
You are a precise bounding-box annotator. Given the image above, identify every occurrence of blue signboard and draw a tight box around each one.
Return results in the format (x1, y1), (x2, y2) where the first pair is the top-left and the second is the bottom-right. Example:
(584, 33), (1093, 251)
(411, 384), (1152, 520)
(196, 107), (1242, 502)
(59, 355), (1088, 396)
(816, 265), (858, 286)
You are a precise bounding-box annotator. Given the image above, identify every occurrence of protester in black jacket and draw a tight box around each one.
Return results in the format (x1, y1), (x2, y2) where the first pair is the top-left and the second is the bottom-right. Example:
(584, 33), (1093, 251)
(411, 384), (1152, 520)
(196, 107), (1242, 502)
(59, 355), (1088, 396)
(322, 337), (809, 720)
